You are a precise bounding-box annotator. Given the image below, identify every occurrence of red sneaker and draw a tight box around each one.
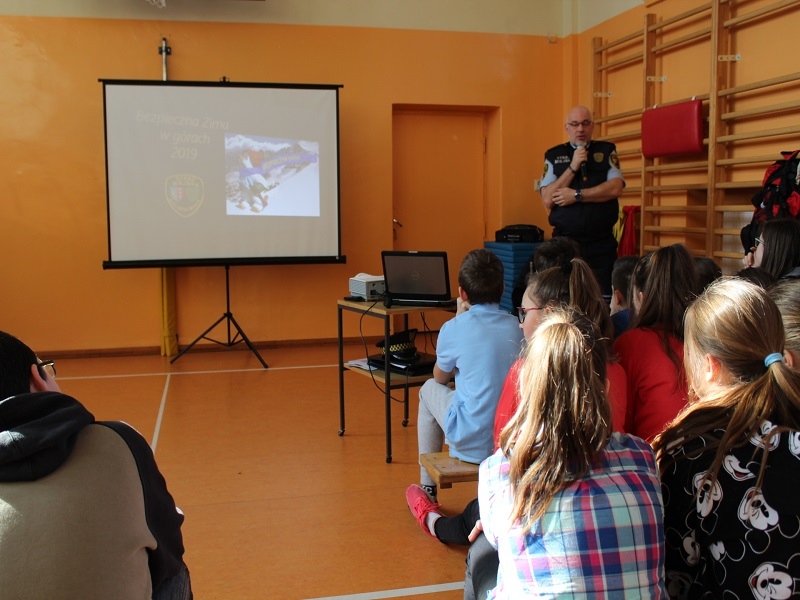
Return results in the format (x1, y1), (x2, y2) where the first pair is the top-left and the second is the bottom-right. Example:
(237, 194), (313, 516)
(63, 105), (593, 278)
(406, 484), (442, 539)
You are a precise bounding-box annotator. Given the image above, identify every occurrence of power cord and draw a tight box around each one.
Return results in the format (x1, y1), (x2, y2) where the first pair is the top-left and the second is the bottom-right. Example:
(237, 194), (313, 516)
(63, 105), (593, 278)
(355, 300), (411, 404)
(418, 312), (438, 355)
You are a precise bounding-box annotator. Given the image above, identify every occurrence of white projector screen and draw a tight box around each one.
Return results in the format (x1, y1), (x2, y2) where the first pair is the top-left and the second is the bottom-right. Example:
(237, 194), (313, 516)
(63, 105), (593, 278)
(101, 80), (344, 267)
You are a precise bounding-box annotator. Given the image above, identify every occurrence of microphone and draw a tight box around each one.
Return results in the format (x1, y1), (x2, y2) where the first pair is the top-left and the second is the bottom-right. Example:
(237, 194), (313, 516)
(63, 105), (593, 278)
(577, 142), (588, 183)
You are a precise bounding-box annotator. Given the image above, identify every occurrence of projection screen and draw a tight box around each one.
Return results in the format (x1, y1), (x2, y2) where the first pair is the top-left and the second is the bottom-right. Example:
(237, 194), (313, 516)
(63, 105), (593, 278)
(101, 80), (344, 268)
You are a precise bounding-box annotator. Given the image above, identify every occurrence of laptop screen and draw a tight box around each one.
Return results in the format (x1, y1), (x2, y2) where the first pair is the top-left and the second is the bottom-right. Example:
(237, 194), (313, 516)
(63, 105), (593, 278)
(381, 251), (452, 303)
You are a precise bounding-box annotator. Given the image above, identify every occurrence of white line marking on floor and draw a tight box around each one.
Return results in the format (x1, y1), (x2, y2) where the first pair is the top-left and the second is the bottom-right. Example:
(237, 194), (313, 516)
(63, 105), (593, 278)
(305, 581), (464, 599)
(57, 364), (338, 381)
(151, 372), (170, 454)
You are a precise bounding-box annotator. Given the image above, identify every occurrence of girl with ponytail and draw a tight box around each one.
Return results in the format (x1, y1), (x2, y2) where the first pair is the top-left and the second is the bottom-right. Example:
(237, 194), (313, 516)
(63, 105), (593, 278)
(411, 258), (628, 600)
(480, 307), (666, 597)
(493, 257), (626, 442)
(653, 278), (800, 598)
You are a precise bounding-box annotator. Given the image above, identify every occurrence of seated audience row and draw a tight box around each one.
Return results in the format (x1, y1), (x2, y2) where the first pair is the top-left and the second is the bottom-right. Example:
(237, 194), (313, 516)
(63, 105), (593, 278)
(408, 252), (624, 599)
(483, 277), (800, 598)
(410, 238), (800, 598)
(410, 248), (630, 598)
(407, 241), (582, 548)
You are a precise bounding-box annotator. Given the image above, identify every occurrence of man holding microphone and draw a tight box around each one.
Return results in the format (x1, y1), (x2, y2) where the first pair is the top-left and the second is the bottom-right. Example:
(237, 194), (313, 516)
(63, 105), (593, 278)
(539, 105), (625, 296)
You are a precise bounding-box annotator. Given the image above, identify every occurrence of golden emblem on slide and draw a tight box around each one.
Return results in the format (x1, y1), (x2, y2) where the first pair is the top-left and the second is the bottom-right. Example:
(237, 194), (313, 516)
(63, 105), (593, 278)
(166, 174), (204, 217)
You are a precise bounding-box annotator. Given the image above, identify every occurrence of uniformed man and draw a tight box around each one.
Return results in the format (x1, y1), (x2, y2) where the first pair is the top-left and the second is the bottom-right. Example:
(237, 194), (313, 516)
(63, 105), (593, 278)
(540, 105), (624, 296)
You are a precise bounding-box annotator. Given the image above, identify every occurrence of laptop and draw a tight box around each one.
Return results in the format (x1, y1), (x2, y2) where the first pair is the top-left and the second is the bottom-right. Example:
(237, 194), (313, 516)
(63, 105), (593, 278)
(381, 250), (457, 308)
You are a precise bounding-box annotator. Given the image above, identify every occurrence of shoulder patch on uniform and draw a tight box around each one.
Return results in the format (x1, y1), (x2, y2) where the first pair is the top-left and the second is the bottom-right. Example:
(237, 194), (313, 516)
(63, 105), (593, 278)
(610, 151), (620, 170)
(542, 161), (549, 179)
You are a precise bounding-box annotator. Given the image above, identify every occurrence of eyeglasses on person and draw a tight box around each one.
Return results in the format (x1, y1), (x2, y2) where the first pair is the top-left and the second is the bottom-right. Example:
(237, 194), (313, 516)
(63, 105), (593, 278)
(566, 119), (593, 128)
(517, 306), (545, 324)
(754, 236), (763, 247)
(38, 360), (57, 379)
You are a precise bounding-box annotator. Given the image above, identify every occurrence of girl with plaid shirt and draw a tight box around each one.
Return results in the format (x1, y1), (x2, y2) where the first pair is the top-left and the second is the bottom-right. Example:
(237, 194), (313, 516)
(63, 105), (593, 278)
(480, 307), (667, 598)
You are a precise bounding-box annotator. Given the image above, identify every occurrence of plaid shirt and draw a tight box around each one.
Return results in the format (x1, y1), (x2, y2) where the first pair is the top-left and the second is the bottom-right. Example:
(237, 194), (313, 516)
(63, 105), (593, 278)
(479, 433), (667, 598)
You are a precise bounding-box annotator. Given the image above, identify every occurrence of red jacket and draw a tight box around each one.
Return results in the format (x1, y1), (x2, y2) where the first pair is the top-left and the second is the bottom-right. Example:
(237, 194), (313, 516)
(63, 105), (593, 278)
(613, 327), (688, 442)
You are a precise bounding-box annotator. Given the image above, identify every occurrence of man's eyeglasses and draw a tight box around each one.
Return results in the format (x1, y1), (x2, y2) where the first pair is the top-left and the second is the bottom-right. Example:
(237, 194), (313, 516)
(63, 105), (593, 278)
(38, 360), (57, 379)
(755, 236), (763, 247)
(517, 306), (545, 324)
(566, 119), (593, 128)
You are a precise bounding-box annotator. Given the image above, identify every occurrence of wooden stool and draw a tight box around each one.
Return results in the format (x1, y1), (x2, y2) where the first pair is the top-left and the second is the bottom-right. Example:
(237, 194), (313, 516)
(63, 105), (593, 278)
(419, 452), (480, 489)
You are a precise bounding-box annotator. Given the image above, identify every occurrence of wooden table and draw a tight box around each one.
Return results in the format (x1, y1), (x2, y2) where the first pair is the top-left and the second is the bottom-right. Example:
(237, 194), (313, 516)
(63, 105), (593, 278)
(336, 299), (452, 463)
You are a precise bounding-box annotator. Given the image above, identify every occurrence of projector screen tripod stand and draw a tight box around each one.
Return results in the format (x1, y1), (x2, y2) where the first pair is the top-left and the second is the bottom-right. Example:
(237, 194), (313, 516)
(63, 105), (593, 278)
(170, 265), (268, 368)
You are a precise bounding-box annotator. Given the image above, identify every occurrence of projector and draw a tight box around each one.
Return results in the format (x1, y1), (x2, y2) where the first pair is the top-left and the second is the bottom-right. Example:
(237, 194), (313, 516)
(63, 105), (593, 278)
(349, 273), (385, 300)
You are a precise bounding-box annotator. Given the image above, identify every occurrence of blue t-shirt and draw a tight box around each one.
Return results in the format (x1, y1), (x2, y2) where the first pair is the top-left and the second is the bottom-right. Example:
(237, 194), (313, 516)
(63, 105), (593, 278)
(436, 303), (523, 463)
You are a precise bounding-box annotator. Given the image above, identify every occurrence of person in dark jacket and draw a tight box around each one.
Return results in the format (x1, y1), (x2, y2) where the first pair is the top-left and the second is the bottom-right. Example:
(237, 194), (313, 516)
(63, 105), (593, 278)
(0, 331), (192, 600)
(540, 105), (625, 296)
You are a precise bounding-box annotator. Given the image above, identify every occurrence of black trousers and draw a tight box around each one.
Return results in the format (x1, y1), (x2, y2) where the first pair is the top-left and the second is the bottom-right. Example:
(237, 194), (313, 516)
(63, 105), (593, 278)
(432, 497), (480, 545)
(576, 236), (618, 298)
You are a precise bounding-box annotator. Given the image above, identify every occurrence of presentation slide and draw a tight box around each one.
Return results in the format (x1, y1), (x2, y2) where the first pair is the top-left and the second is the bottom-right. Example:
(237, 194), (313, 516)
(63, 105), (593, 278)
(101, 81), (343, 266)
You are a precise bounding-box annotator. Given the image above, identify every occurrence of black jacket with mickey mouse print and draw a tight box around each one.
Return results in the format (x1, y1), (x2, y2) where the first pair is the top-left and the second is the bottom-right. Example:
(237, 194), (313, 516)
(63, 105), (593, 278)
(660, 418), (800, 600)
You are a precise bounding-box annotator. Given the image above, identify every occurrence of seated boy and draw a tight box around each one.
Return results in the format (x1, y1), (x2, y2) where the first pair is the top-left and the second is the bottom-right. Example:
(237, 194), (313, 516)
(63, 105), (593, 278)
(610, 255), (637, 338)
(413, 248), (523, 501)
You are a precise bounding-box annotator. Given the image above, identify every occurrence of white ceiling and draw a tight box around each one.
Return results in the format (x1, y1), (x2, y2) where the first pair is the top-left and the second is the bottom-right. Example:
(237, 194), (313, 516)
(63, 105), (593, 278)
(0, 0), (642, 37)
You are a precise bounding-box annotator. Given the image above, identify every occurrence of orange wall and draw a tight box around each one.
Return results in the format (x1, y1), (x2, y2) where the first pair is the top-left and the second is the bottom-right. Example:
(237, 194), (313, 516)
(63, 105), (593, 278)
(1, 16), (574, 352)
(17, 3), (785, 353)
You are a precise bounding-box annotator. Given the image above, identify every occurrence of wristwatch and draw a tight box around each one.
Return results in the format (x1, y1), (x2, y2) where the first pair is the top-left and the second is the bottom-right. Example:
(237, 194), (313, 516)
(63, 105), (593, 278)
(574, 189), (583, 203)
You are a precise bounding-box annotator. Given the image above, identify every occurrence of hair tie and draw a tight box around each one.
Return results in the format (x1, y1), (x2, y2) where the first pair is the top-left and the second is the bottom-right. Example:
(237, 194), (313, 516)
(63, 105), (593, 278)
(764, 352), (783, 367)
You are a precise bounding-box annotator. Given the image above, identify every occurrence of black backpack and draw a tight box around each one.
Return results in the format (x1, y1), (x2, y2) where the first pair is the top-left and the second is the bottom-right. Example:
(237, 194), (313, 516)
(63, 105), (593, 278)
(740, 149), (800, 252)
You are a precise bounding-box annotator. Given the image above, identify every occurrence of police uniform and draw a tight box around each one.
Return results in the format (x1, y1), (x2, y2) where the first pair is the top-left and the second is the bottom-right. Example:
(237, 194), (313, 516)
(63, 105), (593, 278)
(541, 140), (623, 295)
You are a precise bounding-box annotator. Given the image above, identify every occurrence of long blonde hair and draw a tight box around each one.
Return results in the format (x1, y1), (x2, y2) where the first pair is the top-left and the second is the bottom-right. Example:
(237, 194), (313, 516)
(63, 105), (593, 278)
(499, 307), (611, 532)
(653, 278), (800, 488)
(771, 279), (800, 359)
